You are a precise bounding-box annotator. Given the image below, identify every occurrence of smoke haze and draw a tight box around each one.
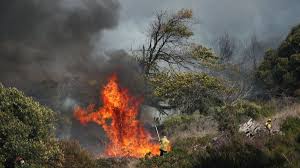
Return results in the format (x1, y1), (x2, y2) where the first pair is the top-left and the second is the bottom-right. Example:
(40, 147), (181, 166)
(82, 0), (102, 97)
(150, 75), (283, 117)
(1, 0), (300, 153)
(102, 0), (300, 50)
(0, 0), (120, 86)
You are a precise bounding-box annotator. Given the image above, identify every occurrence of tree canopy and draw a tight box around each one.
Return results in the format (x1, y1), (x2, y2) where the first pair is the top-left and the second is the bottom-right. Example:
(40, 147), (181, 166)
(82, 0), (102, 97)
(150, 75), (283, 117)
(0, 84), (63, 168)
(149, 72), (229, 114)
(256, 24), (300, 96)
(138, 9), (194, 75)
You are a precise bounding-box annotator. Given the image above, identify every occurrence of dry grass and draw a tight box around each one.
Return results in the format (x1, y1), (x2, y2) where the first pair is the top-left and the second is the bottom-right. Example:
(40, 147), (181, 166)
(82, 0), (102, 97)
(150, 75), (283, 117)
(163, 114), (219, 141)
(259, 102), (300, 131)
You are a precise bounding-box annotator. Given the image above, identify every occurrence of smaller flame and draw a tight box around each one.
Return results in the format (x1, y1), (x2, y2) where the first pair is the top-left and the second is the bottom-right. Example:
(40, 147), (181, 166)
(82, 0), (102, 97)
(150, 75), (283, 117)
(74, 74), (161, 158)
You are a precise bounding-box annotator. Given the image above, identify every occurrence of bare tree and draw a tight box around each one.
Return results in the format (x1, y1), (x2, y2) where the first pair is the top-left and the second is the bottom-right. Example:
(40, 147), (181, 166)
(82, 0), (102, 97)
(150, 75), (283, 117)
(225, 79), (254, 106)
(242, 34), (264, 70)
(138, 9), (194, 75)
(215, 32), (236, 63)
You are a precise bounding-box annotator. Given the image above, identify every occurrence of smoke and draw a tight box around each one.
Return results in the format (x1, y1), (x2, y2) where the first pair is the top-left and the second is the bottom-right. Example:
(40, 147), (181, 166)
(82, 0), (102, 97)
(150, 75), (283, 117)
(0, 0), (120, 87)
(103, 0), (300, 50)
(65, 50), (149, 154)
(0, 0), (145, 149)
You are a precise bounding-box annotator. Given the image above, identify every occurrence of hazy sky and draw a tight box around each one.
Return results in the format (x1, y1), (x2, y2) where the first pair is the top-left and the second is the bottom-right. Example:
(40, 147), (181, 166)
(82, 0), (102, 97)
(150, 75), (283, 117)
(99, 0), (300, 51)
(1, 0), (300, 84)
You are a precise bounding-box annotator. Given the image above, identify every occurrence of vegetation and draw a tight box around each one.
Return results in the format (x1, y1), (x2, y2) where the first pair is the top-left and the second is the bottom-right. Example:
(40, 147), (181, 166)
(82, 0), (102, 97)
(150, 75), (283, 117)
(190, 44), (219, 65)
(0, 8), (300, 168)
(223, 100), (274, 119)
(138, 9), (194, 75)
(257, 24), (300, 96)
(139, 116), (300, 168)
(59, 141), (95, 168)
(138, 134), (284, 168)
(0, 84), (63, 168)
(265, 117), (300, 168)
(163, 114), (195, 128)
(214, 32), (236, 63)
(138, 136), (211, 168)
(0, 83), (133, 168)
(149, 71), (229, 114)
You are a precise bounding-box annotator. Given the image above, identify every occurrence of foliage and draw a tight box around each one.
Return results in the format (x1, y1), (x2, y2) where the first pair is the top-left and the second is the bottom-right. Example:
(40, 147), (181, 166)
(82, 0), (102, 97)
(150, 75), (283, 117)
(138, 136), (211, 168)
(196, 137), (284, 168)
(163, 114), (195, 128)
(138, 134), (287, 168)
(281, 117), (300, 136)
(162, 113), (218, 140)
(58, 140), (132, 168)
(95, 158), (130, 168)
(173, 136), (212, 153)
(139, 148), (194, 168)
(138, 9), (195, 75)
(212, 106), (239, 133)
(257, 24), (300, 96)
(0, 84), (63, 168)
(59, 140), (96, 168)
(265, 117), (300, 168)
(212, 100), (275, 133)
(233, 100), (274, 119)
(190, 44), (219, 65)
(149, 71), (229, 114)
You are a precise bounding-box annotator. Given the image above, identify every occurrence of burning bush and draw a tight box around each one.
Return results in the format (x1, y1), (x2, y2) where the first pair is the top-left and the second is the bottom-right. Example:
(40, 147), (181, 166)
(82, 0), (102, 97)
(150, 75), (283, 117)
(74, 74), (160, 158)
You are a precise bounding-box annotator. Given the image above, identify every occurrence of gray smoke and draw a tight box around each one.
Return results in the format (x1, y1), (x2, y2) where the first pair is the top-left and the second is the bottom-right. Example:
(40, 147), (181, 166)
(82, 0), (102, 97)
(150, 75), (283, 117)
(103, 0), (300, 50)
(0, 0), (120, 87)
(0, 0), (146, 150)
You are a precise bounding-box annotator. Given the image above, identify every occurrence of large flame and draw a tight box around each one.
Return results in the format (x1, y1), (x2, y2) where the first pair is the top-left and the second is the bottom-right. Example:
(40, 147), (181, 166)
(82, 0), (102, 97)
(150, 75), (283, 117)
(74, 74), (160, 158)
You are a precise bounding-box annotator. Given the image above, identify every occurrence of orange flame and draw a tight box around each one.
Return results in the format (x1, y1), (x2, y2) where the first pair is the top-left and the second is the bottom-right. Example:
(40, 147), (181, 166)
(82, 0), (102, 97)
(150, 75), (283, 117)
(74, 74), (160, 158)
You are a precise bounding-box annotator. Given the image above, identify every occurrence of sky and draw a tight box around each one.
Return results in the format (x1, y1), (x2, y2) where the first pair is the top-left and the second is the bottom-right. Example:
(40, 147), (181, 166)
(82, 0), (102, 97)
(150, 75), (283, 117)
(99, 0), (300, 51)
(1, 0), (300, 83)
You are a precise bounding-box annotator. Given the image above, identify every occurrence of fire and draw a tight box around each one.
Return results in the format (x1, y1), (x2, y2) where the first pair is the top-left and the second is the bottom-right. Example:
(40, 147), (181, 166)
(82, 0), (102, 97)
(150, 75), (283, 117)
(74, 74), (160, 158)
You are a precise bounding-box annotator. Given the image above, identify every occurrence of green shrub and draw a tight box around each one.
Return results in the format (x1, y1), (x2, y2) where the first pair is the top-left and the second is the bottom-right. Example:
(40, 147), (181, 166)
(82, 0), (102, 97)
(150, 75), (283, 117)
(150, 72), (228, 114)
(59, 140), (96, 168)
(234, 100), (274, 119)
(265, 117), (300, 168)
(163, 114), (195, 129)
(59, 140), (132, 168)
(139, 148), (194, 168)
(138, 136), (212, 168)
(281, 117), (300, 136)
(95, 158), (129, 168)
(173, 136), (212, 153)
(213, 106), (239, 133)
(257, 24), (300, 96)
(213, 100), (275, 133)
(196, 138), (285, 168)
(0, 84), (63, 168)
(138, 134), (289, 168)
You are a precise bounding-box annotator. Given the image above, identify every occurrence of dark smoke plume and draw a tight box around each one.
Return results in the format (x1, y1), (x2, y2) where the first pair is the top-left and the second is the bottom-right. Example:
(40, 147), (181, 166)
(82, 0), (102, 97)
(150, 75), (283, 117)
(0, 0), (141, 149)
(0, 1), (151, 153)
(0, 0), (120, 87)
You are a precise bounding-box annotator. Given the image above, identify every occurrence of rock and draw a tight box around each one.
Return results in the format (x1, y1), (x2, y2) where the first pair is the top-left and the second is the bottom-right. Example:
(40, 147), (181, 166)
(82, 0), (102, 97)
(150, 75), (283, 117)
(239, 119), (262, 137)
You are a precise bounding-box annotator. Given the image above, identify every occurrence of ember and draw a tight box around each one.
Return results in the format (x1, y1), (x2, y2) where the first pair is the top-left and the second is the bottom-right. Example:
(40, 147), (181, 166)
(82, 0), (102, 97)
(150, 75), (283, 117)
(74, 74), (160, 158)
